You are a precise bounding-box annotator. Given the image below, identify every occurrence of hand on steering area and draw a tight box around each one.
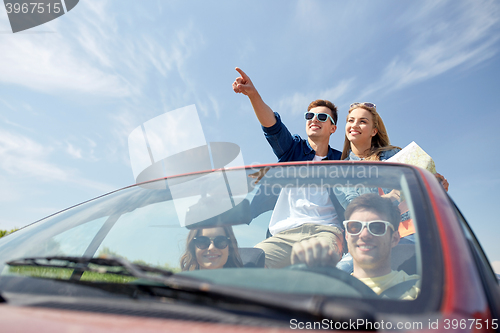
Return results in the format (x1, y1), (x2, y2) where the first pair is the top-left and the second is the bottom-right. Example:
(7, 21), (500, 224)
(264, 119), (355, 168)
(291, 237), (341, 268)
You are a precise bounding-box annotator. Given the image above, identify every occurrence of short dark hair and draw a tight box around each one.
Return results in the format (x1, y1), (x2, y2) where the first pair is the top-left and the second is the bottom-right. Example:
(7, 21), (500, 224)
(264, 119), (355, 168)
(344, 193), (400, 230)
(307, 99), (338, 125)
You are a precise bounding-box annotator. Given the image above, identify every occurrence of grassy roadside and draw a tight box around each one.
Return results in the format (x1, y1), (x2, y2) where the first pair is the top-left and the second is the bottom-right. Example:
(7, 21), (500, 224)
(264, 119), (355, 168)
(0, 229), (17, 238)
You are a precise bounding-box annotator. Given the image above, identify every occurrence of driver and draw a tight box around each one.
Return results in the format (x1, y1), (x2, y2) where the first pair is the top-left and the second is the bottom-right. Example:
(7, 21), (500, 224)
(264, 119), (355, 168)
(291, 193), (420, 300)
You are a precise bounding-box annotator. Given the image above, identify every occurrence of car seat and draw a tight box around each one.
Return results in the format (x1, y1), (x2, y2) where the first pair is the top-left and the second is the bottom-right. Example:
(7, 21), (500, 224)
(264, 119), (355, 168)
(391, 243), (417, 275)
(238, 247), (265, 268)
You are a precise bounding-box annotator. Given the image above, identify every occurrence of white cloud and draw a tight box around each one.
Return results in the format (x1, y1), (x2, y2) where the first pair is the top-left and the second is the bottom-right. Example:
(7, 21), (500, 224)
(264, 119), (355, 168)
(75, 21), (114, 68)
(66, 142), (83, 159)
(277, 79), (355, 116)
(70, 1), (121, 70)
(108, 107), (148, 170)
(0, 130), (114, 192)
(141, 20), (204, 84)
(0, 130), (68, 180)
(61, 138), (100, 162)
(0, 33), (131, 96)
(0, 0), (130, 97)
(208, 94), (221, 119)
(0, 98), (15, 111)
(361, 0), (500, 98)
(1, 116), (33, 132)
(1, 0), (207, 134)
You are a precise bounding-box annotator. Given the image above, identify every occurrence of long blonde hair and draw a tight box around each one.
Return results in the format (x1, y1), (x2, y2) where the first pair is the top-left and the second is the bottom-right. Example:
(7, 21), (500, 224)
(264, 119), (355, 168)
(341, 104), (400, 160)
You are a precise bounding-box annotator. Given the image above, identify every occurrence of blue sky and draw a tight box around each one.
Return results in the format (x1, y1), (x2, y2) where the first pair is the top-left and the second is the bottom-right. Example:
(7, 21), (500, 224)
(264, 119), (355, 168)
(0, 0), (499, 268)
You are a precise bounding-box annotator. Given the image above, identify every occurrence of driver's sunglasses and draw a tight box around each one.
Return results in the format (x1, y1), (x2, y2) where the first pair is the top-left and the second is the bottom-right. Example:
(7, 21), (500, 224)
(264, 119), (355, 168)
(304, 112), (336, 125)
(343, 220), (394, 237)
(350, 102), (376, 110)
(193, 235), (230, 250)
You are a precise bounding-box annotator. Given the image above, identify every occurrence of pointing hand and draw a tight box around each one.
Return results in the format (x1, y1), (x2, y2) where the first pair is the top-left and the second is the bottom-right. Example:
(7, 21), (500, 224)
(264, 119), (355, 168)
(233, 67), (257, 97)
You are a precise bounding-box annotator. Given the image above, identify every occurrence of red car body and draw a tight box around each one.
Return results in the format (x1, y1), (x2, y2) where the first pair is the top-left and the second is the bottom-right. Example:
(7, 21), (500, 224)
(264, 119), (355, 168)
(0, 161), (498, 332)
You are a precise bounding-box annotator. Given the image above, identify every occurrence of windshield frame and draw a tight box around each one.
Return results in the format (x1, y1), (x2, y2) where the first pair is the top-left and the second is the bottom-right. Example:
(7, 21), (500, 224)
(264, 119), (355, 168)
(0, 161), (446, 316)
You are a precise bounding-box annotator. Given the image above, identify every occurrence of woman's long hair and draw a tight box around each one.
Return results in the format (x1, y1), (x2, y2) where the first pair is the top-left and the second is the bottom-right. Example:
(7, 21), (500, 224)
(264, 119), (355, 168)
(180, 226), (243, 271)
(341, 104), (400, 160)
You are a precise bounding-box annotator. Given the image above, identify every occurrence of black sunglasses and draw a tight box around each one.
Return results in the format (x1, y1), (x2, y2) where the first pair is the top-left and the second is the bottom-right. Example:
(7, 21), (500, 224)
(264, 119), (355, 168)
(304, 112), (336, 125)
(193, 235), (230, 250)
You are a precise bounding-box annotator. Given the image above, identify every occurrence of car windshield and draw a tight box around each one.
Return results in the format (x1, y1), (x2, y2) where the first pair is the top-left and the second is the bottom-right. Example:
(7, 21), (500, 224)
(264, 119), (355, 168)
(0, 162), (438, 313)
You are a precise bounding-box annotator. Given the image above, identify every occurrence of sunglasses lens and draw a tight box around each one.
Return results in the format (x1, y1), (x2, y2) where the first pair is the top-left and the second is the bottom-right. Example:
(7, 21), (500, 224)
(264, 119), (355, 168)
(305, 113), (331, 123)
(345, 221), (388, 236)
(368, 222), (387, 235)
(193, 236), (210, 249)
(194, 236), (229, 249)
(346, 222), (363, 235)
(364, 103), (375, 108)
(317, 113), (328, 122)
(213, 236), (229, 249)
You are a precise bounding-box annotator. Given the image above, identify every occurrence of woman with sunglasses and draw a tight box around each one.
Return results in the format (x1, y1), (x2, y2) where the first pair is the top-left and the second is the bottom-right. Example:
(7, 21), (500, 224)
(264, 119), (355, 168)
(180, 226), (243, 271)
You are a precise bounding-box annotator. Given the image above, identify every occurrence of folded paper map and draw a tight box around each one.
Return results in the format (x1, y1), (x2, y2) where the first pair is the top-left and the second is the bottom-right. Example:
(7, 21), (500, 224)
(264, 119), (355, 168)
(386, 141), (436, 174)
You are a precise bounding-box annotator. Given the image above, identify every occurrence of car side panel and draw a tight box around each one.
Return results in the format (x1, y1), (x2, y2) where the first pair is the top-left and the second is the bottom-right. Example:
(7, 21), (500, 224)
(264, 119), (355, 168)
(419, 170), (491, 318)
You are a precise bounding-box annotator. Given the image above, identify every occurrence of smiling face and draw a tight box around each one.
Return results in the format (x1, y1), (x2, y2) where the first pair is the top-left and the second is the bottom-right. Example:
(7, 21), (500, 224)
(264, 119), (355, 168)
(345, 108), (378, 146)
(346, 208), (400, 278)
(195, 227), (229, 270)
(305, 106), (337, 139)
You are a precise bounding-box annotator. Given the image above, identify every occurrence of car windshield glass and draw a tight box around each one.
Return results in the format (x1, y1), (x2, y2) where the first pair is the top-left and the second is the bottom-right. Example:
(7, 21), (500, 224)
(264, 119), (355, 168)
(0, 163), (434, 309)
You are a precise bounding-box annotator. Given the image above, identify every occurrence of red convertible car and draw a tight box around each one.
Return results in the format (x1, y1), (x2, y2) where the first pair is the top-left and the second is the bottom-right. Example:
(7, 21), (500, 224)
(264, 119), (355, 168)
(0, 161), (498, 332)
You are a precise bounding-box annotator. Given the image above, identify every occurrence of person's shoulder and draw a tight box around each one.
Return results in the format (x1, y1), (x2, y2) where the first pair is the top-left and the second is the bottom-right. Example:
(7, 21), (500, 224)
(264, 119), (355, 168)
(262, 112), (303, 141)
(344, 150), (359, 161)
(327, 146), (342, 160)
(379, 147), (401, 161)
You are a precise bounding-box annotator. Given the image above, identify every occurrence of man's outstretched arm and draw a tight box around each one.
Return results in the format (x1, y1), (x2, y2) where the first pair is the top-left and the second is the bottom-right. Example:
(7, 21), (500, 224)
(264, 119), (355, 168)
(233, 67), (276, 128)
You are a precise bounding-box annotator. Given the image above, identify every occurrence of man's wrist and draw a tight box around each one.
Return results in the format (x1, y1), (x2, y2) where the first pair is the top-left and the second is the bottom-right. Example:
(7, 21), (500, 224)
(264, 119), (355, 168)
(247, 89), (260, 100)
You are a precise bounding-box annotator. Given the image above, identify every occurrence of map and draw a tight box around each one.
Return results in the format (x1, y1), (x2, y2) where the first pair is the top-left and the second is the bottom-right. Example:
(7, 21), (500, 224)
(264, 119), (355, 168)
(386, 141), (436, 174)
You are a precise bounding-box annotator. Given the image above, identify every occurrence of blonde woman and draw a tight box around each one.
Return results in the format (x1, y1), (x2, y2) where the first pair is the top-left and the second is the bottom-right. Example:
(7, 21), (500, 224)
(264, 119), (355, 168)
(341, 102), (400, 161)
(336, 102), (447, 272)
(341, 102), (448, 195)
